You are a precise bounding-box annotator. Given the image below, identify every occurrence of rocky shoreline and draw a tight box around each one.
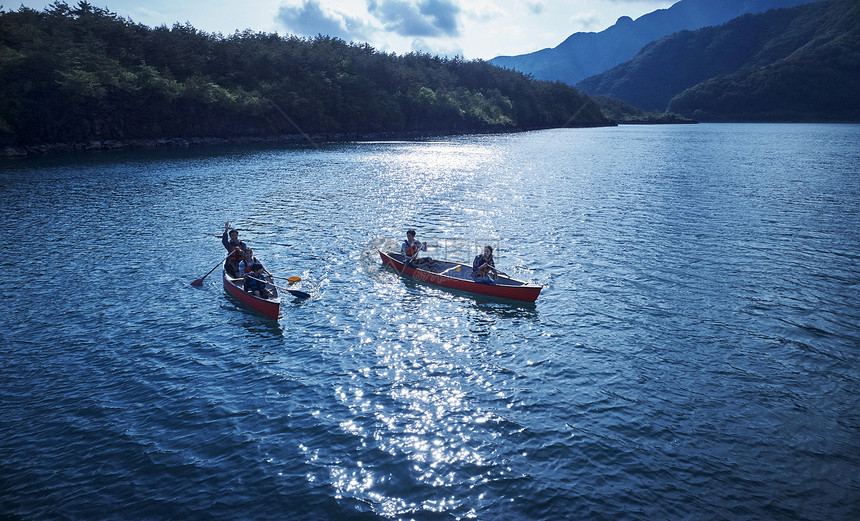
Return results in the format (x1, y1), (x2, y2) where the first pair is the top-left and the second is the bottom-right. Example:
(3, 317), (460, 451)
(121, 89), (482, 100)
(1, 124), (618, 158)
(0, 131), (479, 158)
(1, 134), (369, 158)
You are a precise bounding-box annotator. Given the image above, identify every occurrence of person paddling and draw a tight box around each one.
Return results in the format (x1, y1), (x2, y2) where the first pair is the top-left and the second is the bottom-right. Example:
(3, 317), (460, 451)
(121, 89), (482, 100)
(472, 245), (497, 285)
(238, 248), (260, 277)
(244, 263), (272, 299)
(401, 229), (427, 265)
(222, 221), (247, 277)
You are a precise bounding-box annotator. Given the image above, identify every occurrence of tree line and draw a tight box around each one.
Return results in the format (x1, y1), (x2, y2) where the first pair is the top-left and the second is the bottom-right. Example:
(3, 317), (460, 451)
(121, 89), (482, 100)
(0, 1), (610, 149)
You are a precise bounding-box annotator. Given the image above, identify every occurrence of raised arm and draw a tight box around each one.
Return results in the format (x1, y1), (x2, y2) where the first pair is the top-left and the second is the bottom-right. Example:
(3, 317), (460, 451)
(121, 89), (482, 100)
(222, 222), (233, 251)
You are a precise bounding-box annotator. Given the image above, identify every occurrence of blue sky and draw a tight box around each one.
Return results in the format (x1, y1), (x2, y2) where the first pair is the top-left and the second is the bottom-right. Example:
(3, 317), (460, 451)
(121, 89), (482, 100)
(10, 1), (675, 59)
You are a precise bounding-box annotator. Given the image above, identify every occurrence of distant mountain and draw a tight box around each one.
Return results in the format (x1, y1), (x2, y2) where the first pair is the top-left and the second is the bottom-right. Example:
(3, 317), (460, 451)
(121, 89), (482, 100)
(576, 0), (860, 122)
(489, 0), (817, 85)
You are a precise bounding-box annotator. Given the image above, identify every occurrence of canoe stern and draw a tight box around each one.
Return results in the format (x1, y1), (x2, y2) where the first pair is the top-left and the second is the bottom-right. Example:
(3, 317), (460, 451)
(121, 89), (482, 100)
(222, 270), (281, 320)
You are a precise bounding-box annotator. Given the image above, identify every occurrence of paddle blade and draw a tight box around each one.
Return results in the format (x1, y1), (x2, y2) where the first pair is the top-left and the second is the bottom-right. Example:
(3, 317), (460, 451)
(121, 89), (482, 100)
(287, 289), (311, 299)
(287, 276), (302, 285)
(191, 279), (204, 287)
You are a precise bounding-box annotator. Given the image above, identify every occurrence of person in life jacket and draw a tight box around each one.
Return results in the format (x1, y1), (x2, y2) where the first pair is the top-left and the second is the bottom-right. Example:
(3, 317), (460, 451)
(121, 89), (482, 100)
(222, 221), (247, 277)
(400, 229), (427, 265)
(238, 248), (259, 277)
(243, 263), (272, 299)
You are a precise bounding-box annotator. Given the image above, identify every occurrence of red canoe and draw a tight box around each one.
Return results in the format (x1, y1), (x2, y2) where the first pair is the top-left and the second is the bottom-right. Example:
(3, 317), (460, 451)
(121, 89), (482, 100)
(379, 250), (542, 302)
(222, 262), (281, 320)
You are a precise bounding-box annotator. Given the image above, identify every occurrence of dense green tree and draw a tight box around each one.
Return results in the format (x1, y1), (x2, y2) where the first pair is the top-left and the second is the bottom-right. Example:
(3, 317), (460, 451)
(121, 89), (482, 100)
(0, 1), (609, 149)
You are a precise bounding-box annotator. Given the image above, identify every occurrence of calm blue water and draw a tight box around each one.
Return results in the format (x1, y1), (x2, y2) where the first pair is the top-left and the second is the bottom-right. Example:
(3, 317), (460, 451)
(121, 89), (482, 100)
(1, 124), (858, 520)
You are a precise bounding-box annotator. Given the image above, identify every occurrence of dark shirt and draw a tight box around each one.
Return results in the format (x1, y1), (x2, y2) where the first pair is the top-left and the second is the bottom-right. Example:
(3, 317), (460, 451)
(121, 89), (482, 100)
(246, 273), (267, 292)
(473, 254), (494, 275)
(222, 230), (246, 253)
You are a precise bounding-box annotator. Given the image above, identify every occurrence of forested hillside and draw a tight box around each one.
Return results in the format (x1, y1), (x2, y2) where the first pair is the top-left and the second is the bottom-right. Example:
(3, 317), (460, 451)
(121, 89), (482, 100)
(0, 2), (609, 153)
(577, 0), (859, 122)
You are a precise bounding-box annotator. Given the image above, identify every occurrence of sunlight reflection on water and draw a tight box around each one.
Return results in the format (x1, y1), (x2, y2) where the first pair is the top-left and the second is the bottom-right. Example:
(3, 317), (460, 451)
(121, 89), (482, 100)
(1, 125), (858, 520)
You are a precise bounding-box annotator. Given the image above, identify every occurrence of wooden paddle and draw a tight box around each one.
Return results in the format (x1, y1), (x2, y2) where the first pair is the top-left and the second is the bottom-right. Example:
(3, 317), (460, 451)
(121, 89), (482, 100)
(247, 276), (311, 299)
(404, 239), (428, 263)
(191, 250), (236, 286)
(490, 266), (509, 278)
(269, 275), (302, 284)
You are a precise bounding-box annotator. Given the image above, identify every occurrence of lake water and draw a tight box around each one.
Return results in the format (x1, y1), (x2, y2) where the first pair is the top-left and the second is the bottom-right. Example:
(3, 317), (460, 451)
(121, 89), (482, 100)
(1, 124), (858, 520)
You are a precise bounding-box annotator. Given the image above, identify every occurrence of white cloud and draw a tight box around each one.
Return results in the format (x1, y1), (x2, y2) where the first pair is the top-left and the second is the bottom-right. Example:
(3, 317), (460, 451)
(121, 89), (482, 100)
(10, 0), (678, 59)
(410, 37), (463, 57)
(276, 0), (372, 40)
(524, 1), (545, 15)
(568, 12), (602, 31)
(461, 0), (505, 23)
(367, 0), (461, 37)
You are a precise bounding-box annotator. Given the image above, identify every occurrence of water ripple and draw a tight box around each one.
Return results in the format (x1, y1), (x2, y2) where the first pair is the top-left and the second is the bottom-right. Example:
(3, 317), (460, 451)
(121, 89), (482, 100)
(1, 125), (859, 520)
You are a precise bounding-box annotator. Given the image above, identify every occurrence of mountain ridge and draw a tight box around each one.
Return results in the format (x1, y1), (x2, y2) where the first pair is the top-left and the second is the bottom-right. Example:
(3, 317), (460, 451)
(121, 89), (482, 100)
(489, 0), (819, 86)
(576, 0), (860, 122)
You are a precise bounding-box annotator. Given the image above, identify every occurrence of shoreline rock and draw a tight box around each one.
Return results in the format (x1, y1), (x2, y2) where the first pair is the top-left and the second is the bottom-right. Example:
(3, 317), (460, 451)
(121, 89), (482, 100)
(0, 125), (616, 158)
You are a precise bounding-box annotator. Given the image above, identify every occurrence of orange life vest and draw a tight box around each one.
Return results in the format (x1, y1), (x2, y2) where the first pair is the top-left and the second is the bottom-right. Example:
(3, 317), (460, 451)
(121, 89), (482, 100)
(227, 245), (244, 263)
(404, 241), (421, 257)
